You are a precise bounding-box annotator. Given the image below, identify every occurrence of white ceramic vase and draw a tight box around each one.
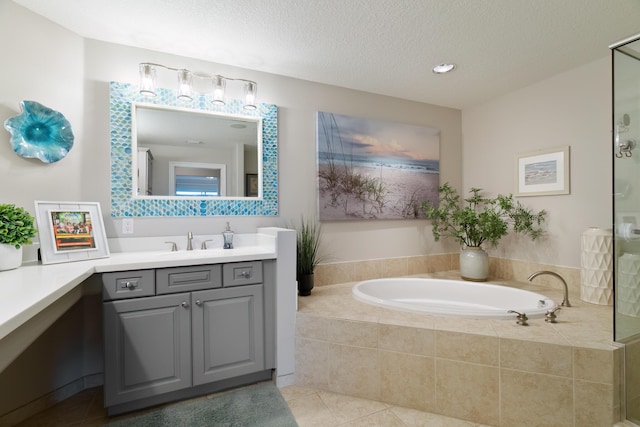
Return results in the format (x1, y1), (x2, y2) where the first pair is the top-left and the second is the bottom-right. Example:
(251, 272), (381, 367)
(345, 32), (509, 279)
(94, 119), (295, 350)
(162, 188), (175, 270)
(0, 244), (23, 271)
(580, 227), (613, 305)
(618, 253), (640, 317)
(460, 246), (489, 282)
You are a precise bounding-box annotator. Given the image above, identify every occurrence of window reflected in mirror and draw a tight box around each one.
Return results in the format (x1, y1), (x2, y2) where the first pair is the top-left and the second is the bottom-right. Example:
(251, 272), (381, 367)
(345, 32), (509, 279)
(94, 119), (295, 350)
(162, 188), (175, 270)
(170, 163), (225, 197)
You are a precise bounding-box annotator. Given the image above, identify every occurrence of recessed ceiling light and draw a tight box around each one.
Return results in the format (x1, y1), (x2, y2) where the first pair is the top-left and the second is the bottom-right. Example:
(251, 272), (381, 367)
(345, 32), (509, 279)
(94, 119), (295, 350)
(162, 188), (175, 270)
(432, 63), (456, 74)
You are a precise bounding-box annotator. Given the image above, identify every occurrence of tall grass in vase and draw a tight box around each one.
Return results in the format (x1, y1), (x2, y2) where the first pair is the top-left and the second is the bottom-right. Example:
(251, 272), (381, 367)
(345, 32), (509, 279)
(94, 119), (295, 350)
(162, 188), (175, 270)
(296, 216), (325, 296)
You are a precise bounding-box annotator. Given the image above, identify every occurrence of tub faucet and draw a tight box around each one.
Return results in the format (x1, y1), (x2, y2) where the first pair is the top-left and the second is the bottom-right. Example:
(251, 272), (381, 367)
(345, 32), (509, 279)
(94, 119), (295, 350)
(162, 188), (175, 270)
(187, 231), (194, 251)
(527, 270), (571, 307)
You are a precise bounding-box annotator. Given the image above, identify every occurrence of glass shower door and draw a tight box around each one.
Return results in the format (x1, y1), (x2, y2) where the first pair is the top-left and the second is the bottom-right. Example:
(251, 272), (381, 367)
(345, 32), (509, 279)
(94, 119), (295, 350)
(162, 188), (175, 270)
(613, 34), (640, 425)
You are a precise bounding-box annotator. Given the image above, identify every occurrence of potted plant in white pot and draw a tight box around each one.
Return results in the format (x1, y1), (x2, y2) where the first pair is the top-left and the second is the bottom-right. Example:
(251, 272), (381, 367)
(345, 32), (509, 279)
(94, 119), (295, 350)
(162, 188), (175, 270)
(0, 203), (37, 271)
(295, 215), (325, 296)
(422, 183), (547, 281)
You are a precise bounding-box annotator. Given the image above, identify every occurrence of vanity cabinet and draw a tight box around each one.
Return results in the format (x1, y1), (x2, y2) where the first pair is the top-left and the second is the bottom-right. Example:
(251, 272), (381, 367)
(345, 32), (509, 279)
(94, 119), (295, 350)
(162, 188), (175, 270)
(191, 285), (263, 385)
(103, 293), (192, 406)
(102, 261), (272, 414)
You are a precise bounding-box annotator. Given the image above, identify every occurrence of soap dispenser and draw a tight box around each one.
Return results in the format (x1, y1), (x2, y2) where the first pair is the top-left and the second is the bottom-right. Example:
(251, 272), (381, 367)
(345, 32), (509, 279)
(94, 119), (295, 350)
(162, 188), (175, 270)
(222, 222), (234, 249)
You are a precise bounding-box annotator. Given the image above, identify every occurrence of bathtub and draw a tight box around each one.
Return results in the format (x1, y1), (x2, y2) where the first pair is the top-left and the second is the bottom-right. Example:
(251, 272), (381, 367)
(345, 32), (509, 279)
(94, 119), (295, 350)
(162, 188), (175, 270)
(352, 277), (556, 319)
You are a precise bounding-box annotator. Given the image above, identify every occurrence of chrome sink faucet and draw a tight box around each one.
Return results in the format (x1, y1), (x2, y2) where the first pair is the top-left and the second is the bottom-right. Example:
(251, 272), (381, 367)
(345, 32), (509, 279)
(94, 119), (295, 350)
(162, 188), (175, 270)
(527, 270), (571, 307)
(187, 231), (194, 251)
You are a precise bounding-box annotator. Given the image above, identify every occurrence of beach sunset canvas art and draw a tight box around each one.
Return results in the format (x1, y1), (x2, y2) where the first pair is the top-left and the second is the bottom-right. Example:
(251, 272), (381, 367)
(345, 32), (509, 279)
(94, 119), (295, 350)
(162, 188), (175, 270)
(317, 111), (440, 220)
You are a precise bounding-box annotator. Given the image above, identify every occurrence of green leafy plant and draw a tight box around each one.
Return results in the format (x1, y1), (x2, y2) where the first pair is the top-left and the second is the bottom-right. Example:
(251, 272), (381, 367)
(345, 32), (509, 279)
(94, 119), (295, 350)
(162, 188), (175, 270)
(295, 215), (326, 277)
(421, 183), (547, 248)
(0, 204), (37, 249)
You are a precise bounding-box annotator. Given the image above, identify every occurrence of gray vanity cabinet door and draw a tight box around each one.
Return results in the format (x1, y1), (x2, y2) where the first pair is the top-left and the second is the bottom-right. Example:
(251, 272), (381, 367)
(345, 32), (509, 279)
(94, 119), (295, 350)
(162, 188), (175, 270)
(191, 285), (264, 386)
(103, 293), (192, 407)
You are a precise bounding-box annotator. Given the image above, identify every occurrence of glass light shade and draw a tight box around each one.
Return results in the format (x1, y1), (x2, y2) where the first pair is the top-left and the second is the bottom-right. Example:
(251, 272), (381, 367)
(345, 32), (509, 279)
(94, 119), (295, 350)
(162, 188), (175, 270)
(177, 69), (193, 101)
(243, 82), (257, 110)
(139, 63), (157, 97)
(211, 76), (226, 106)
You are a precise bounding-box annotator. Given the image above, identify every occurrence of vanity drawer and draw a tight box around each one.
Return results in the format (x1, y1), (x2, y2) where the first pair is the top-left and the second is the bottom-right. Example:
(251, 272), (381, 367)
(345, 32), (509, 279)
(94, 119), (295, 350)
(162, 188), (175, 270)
(102, 270), (155, 301)
(223, 261), (263, 287)
(156, 265), (222, 294)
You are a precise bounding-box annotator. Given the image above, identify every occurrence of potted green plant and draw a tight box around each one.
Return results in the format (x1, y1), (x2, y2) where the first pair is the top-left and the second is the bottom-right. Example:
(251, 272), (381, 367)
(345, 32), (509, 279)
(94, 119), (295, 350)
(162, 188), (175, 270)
(0, 203), (37, 271)
(295, 215), (325, 296)
(421, 183), (546, 281)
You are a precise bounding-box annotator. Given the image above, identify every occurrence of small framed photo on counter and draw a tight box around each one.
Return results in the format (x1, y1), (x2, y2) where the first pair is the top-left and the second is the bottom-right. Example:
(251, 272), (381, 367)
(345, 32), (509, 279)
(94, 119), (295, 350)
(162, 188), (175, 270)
(34, 201), (110, 264)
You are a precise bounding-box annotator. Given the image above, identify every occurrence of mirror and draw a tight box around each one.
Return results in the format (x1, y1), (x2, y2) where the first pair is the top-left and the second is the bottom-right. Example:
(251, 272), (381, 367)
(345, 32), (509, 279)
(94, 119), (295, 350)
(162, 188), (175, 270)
(109, 81), (278, 217)
(132, 103), (259, 198)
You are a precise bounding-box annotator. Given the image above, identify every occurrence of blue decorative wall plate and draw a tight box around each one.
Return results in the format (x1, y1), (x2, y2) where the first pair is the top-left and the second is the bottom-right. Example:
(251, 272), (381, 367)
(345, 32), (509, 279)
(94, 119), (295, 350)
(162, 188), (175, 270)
(4, 100), (74, 163)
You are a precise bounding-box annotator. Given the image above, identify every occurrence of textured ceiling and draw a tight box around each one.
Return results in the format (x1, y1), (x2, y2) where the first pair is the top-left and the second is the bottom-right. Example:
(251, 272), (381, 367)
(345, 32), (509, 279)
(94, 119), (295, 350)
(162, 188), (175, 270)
(12, 0), (640, 109)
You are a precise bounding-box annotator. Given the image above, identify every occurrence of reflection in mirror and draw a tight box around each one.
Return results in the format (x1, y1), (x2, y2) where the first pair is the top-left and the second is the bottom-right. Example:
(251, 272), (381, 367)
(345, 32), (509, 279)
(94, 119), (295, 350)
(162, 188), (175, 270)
(109, 81), (278, 217)
(132, 103), (260, 198)
(170, 162), (226, 196)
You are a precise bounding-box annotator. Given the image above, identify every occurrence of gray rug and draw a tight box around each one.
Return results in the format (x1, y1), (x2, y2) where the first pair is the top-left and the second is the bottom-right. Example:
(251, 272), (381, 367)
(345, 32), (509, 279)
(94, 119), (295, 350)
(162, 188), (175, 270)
(107, 381), (297, 427)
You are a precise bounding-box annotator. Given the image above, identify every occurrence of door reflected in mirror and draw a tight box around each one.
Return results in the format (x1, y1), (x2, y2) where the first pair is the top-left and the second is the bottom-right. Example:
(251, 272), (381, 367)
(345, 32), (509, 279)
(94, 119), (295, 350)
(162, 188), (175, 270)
(133, 103), (260, 198)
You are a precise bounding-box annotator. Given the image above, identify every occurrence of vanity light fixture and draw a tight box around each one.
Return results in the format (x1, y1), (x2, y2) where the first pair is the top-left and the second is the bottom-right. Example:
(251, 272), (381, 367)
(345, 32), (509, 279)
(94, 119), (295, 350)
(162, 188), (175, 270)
(432, 63), (456, 74)
(139, 63), (157, 96)
(177, 69), (193, 101)
(243, 81), (257, 110)
(138, 62), (258, 110)
(211, 75), (226, 106)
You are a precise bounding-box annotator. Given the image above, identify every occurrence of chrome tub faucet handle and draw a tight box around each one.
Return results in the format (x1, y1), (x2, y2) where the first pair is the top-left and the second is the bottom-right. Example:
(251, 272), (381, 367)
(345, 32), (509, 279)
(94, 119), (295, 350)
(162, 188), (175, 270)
(545, 306), (561, 323)
(508, 310), (529, 326)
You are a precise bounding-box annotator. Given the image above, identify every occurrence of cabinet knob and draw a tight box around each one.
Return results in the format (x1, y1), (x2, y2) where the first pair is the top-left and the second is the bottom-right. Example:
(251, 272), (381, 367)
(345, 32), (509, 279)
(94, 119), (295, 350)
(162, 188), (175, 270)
(195, 300), (202, 306)
(240, 271), (251, 278)
(125, 281), (137, 290)
(181, 301), (189, 308)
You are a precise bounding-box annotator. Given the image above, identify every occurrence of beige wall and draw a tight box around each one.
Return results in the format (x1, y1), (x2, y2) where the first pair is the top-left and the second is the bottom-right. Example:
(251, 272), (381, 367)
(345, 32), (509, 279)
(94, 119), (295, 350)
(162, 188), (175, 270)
(0, 3), (613, 270)
(0, 1), (462, 266)
(0, 1), (617, 419)
(462, 57), (613, 268)
(81, 39), (462, 261)
(0, 1), (85, 213)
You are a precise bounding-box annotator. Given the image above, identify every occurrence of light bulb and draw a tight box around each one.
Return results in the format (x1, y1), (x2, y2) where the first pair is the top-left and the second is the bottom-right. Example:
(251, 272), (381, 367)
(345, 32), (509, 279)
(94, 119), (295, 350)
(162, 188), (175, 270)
(177, 69), (193, 102)
(212, 76), (226, 106)
(243, 82), (257, 110)
(139, 63), (157, 97)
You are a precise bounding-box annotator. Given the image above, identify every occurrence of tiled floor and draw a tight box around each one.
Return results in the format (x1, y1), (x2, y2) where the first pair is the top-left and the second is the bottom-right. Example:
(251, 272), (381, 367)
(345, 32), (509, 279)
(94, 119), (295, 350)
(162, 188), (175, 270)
(11, 383), (490, 427)
(280, 384), (490, 426)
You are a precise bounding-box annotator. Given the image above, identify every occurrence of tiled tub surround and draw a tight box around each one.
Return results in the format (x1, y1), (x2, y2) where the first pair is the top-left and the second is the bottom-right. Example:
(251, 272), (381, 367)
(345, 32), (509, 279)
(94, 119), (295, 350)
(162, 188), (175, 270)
(314, 254), (582, 292)
(295, 271), (622, 427)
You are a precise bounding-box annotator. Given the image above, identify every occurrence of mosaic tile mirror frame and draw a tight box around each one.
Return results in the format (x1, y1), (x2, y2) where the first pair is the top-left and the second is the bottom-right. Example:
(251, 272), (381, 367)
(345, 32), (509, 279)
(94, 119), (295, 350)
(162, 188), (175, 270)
(109, 81), (278, 217)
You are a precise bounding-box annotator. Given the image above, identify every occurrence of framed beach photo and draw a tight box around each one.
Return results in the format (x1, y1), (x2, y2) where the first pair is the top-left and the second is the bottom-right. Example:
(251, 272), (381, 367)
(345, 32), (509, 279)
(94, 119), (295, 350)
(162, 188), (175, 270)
(515, 146), (570, 197)
(316, 111), (441, 220)
(34, 201), (110, 264)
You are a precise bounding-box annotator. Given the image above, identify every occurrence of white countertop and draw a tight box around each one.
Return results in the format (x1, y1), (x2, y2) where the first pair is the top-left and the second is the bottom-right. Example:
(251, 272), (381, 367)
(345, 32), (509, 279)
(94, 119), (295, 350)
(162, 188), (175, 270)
(0, 238), (277, 341)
